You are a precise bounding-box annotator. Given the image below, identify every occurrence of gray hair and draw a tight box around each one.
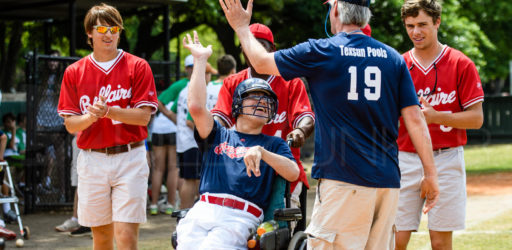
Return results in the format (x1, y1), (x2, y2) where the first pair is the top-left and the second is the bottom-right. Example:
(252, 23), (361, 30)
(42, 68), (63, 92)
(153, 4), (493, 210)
(329, 0), (372, 27)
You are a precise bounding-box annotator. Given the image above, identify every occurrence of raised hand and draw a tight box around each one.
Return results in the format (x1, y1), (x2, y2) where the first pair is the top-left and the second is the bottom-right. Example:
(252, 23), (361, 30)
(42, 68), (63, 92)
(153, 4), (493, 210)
(219, 0), (253, 32)
(182, 31), (212, 60)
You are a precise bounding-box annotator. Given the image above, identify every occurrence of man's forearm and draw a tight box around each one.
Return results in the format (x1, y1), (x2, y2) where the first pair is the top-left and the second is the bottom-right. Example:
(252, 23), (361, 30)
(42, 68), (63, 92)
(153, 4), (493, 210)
(236, 28), (280, 76)
(429, 103), (483, 129)
(295, 116), (314, 138)
(106, 106), (152, 126)
(402, 106), (436, 176)
(63, 114), (97, 134)
(261, 147), (299, 182)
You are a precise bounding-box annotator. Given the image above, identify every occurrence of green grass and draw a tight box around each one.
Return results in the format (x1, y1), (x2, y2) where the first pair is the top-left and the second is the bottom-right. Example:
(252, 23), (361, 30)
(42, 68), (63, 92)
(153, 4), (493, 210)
(464, 144), (512, 174)
(467, 209), (512, 232)
(408, 209), (512, 250)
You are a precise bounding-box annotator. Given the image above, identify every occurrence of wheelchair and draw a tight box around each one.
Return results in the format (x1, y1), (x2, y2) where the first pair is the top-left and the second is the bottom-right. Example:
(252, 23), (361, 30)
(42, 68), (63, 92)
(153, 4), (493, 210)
(170, 176), (308, 250)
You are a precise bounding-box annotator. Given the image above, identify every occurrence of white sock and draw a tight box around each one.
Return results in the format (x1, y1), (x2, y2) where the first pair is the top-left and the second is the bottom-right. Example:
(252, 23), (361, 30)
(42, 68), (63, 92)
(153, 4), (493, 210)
(71, 217), (78, 222)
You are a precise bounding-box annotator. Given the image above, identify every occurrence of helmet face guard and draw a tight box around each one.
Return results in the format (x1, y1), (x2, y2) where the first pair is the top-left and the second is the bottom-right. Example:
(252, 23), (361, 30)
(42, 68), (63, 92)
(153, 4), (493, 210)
(232, 78), (278, 122)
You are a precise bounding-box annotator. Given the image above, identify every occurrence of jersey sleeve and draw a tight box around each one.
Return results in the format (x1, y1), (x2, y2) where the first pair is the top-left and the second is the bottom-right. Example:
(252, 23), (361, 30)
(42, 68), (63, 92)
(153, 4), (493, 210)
(287, 78), (315, 128)
(274, 39), (322, 81)
(398, 58), (420, 110)
(194, 119), (220, 154)
(170, 95), (178, 113)
(157, 85), (173, 104)
(458, 59), (484, 109)
(130, 60), (158, 114)
(271, 138), (295, 162)
(211, 77), (236, 127)
(58, 67), (82, 117)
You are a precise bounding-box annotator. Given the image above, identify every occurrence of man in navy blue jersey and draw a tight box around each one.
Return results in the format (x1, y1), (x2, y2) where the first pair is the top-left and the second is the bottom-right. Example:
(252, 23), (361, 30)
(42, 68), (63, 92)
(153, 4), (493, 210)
(175, 31), (299, 249)
(220, 0), (440, 249)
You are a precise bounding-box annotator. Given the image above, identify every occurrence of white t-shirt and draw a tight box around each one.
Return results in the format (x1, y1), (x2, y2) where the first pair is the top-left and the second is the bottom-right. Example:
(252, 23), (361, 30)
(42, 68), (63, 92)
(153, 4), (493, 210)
(175, 86), (197, 153)
(151, 101), (177, 134)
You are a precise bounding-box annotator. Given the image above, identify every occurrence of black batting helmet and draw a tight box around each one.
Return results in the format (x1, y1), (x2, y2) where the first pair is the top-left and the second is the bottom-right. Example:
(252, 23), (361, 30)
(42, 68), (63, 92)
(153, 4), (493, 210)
(232, 78), (278, 122)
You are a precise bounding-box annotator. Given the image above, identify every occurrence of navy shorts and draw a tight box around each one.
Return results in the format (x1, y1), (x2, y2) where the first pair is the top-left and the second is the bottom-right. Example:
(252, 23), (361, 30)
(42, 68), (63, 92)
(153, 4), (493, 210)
(152, 133), (176, 146)
(178, 148), (202, 179)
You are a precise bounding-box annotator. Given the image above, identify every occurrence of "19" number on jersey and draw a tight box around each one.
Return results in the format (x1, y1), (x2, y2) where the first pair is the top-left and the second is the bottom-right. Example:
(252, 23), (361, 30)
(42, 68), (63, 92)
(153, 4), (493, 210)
(347, 66), (381, 101)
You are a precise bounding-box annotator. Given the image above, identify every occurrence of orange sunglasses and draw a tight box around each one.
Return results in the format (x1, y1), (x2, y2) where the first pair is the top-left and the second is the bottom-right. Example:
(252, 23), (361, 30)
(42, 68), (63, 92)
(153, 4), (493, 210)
(93, 25), (120, 34)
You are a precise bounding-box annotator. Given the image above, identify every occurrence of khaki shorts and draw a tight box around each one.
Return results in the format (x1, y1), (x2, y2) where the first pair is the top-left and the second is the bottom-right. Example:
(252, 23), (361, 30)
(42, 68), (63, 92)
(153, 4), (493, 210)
(305, 179), (399, 250)
(396, 146), (466, 232)
(77, 146), (149, 227)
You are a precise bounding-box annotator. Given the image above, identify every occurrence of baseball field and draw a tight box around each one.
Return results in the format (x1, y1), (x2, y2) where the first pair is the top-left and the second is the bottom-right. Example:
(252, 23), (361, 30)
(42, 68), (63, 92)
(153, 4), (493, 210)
(3, 144), (512, 249)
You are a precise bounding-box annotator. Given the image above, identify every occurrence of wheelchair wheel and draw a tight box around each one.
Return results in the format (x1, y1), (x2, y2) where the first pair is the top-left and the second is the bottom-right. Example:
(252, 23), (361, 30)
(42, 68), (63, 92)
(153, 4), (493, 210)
(287, 231), (307, 250)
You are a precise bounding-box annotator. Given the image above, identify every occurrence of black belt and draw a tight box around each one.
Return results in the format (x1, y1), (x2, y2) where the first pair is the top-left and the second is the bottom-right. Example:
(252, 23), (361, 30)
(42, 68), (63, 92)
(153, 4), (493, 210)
(88, 141), (144, 155)
(434, 147), (451, 153)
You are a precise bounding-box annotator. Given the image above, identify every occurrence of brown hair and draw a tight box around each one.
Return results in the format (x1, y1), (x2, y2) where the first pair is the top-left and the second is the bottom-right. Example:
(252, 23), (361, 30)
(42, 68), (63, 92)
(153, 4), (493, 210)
(84, 3), (124, 48)
(401, 0), (442, 24)
(217, 55), (237, 76)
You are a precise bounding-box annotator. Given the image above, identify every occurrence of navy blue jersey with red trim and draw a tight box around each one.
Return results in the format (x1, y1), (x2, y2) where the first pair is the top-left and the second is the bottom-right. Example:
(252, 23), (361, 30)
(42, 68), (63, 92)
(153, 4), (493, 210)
(195, 121), (294, 209)
(275, 33), (418, 188)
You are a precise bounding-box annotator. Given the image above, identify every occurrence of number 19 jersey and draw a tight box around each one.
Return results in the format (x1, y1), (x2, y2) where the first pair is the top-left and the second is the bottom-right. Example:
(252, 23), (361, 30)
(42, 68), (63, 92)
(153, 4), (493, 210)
(275, 33), (418, 188)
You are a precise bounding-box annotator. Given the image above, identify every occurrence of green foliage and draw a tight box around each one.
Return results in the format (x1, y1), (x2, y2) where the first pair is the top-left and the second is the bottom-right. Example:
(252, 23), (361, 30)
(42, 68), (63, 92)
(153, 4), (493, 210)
(169, 24), (224, 68)
(2, 0), (512, 92)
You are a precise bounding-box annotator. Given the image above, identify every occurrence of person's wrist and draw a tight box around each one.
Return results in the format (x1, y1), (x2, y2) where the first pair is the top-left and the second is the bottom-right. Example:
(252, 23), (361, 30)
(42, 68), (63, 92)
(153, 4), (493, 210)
(423, 173), (437, 179)
(295, 127), (306, 137)
(102, 105), (110, 118)
(87, 113), (98, 122)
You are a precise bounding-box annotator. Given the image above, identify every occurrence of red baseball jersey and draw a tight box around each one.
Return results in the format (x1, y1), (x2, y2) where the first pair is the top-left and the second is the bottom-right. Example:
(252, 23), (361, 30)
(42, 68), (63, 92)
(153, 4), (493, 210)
(58, 51), (158, 149)
(397, 46), (484, 152)
(211, 68), (315, 189)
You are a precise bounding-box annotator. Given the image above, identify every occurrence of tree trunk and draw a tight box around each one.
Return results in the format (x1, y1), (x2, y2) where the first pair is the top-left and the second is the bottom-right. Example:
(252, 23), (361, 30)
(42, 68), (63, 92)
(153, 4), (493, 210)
(212, 23), (243, 71)
(1, 21), (23, 92)
(0, 22), (6, 84)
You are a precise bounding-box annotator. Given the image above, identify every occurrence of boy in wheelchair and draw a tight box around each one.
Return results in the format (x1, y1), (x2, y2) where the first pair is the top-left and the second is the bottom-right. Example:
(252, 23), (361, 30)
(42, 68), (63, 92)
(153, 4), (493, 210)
(176, 31), (300, 249)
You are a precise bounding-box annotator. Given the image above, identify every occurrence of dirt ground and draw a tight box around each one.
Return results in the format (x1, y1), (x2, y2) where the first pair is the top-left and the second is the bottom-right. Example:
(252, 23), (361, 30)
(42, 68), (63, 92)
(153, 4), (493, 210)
(4, 172), (512, 249)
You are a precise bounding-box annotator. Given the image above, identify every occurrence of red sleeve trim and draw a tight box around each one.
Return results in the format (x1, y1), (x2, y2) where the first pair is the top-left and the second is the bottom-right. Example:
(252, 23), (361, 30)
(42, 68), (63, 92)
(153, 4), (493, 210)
(58, 110), (82, 117)
(462, 97), (484, 109)
(135, 101), (158, 114)
(293, 112), (315, 128)
(211, 110), (234, 127)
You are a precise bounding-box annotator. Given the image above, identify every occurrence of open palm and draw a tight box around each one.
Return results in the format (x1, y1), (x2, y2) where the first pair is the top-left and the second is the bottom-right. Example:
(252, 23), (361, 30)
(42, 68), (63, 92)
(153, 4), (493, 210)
(182, 31), (212, 59)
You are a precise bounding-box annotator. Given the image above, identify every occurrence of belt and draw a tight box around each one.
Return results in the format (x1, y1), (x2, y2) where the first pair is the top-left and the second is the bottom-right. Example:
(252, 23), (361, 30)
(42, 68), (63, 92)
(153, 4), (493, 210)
(87, 141), (144, 155)
(434, 147), (451, 154)
(200, 194), (262, 218)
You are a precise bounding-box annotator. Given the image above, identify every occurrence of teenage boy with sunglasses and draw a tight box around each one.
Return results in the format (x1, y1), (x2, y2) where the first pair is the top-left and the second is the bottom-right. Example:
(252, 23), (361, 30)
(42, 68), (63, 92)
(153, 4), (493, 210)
(396, 1), (484, 249)
(57, 3), (157, 249)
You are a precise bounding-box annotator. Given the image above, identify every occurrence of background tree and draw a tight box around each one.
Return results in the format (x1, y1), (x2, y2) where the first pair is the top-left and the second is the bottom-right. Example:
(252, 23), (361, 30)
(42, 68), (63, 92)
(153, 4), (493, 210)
(0, 0), (510, 93)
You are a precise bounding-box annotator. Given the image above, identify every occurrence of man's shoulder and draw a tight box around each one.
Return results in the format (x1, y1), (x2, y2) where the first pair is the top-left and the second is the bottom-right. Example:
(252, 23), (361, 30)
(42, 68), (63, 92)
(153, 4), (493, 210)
(66, 56), (89, 72)
(445, 46), (475, 65)
(122, 51), (146, 63)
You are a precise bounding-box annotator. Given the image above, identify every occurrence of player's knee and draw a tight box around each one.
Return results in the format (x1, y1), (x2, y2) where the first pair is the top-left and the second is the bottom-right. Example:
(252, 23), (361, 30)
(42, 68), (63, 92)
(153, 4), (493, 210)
(114, 226), (138, 246)
(430, 237), (451, 250)
(394, 232), (411, 250)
